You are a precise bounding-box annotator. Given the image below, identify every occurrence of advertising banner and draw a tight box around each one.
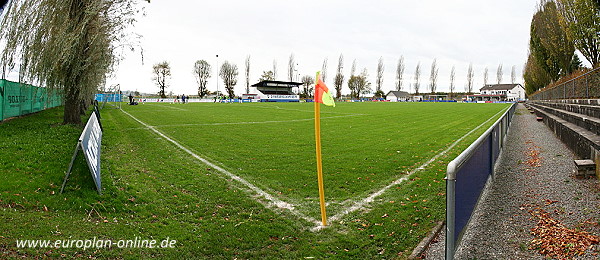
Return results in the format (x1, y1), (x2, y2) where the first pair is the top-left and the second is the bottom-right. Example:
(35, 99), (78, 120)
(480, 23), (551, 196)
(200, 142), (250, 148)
(61, 111), (103, 195)
(80, 111), (102, 193)
(0, 79), (62, 122)
(3, 80), (24, 118)
(0, 80), (4, 121)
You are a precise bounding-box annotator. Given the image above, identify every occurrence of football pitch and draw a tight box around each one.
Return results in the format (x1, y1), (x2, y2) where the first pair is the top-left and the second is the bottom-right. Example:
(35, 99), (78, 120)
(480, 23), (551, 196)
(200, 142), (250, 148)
(0, 101), (511, 258)
(117, 102), (509, 226)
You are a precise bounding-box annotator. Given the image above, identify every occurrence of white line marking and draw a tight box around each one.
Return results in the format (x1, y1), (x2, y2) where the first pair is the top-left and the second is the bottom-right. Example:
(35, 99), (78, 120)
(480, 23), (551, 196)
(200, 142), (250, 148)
(151, 104), (188, 111)
(250, 105), (314, 113)
(251, 104), (361, 115)
(313, 106), (510, 231)
(153, 114), (367, 128)
(120, 109), (321, 226)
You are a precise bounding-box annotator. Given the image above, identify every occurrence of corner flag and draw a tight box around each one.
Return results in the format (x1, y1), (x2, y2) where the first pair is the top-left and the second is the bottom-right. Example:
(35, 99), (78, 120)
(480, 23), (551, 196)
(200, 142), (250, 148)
(314, 71), (334, 226)
(314, 72), (335, 107)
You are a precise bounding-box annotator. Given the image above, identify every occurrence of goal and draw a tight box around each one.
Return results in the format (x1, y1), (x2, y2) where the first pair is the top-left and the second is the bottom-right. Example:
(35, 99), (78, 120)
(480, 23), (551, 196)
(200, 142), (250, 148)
(100, 84), (122, 109)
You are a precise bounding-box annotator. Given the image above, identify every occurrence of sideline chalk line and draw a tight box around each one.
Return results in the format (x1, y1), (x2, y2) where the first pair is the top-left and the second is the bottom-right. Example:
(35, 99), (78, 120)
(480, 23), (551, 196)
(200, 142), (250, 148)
(153, 114), (366, 128)
(151, 103), (188, 111)
(120, 109), (321, 226)
(251, 104), (363, 115)
(313, 106), (510, 231)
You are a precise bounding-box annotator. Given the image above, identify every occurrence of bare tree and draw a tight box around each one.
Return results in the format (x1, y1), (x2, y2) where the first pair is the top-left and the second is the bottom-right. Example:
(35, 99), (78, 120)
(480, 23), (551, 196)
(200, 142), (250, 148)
(301, 75), (314, 98)
(511, 65), (516, 84)
(273, 60), (277, 80)
(375, 57), (385, 98)
(496, 63), (503, 84)
(429, 58), (439, 93)
(333, 54), (344, 99)
(350, 59), (357, 77)
(259, 71), (274, 81)
(288, 54), (295, 82)
(219, 61), (238, 98)
(449, 66), (456, 97)
(347, 68), (371, 99)
(321, 58), (328, 83)
(522, 61), (527, 83)
(193, 60), (211, 98)
(483, 67), (489, 86)
(466, 63), (474, 94)
(414, 62), (421, 95)
(0, 0), (142, 124)
(245, 55), (251, 94)
(395, 56), (405, 91)
(153, 61), (171, 98)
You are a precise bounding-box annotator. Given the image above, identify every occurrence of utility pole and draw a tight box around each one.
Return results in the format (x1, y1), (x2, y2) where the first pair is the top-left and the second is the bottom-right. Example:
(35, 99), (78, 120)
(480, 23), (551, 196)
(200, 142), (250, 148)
(215, 54), (219, 97)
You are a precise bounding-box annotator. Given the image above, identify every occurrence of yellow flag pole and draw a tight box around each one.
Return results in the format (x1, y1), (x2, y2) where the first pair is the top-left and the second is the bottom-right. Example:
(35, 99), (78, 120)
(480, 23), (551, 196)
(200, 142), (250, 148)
(314, 72), (327, 226)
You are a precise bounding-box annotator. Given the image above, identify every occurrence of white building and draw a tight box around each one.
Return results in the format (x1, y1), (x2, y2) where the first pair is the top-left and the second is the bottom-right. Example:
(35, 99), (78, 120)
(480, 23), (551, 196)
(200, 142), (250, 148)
(385, 90), (411, 102)
(474, 84), (526, 101)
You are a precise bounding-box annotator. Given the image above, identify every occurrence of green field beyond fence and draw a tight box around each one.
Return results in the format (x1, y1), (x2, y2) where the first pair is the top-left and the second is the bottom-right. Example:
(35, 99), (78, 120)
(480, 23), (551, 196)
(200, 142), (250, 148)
(0, 79), (62, 121)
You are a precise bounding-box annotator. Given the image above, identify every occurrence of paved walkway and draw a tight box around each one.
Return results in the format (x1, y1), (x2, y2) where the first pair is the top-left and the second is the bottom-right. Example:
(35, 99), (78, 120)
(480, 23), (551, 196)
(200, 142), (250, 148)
(425, 103), (600, 259)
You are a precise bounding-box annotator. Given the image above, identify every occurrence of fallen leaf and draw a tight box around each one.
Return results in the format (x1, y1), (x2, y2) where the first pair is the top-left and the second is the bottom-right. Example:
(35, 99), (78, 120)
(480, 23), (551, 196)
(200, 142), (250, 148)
(528, 208), (599, 258)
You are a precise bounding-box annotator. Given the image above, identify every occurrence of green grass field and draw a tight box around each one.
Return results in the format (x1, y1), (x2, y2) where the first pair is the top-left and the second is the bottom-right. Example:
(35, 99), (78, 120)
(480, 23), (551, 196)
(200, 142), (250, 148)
(0, 102), (510, 258)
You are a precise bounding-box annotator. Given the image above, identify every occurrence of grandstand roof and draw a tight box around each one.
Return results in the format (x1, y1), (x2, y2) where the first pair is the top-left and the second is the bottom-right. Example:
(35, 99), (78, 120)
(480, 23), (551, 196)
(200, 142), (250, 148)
(251, 80), (302, 95)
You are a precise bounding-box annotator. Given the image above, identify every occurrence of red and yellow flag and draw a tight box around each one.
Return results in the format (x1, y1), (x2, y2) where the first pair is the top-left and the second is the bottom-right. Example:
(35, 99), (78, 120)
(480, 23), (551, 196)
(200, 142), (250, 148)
(314, 72), (335, 107)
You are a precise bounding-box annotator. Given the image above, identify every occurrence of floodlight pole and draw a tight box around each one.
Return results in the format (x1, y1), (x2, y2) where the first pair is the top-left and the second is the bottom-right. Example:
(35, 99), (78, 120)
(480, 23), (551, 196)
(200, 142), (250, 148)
(295, 63), (299, 94)
(294, 67), (298, 94)
(216, 54), (219, 99)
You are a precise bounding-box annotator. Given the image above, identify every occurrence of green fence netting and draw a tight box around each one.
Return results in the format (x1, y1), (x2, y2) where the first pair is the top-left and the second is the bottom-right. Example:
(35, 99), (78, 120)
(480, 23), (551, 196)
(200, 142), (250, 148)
(0, 79), (63, 121)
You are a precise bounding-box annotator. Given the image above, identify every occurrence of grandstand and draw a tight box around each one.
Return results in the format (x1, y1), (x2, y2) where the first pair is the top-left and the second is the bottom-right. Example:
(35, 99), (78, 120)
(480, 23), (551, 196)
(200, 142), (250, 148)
(251, 80), (302, 102)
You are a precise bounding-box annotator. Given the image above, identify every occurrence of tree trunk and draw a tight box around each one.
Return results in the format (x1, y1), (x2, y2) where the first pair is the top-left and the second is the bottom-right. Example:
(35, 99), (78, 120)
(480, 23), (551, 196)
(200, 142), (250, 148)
(62, 0), (85, 125)
(80, 97), (90, 115)
(63, 87), (82, 125)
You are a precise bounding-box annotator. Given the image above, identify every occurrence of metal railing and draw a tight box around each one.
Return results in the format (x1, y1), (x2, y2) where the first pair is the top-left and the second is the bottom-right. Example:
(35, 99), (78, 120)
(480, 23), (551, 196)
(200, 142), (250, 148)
(529, 67), (600, 100)
(445, 103), (517, 260)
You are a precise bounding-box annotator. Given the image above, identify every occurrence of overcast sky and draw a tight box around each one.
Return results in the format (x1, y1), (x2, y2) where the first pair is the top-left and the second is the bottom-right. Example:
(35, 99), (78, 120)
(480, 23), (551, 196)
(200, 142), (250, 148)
(7, 0), (544, 96)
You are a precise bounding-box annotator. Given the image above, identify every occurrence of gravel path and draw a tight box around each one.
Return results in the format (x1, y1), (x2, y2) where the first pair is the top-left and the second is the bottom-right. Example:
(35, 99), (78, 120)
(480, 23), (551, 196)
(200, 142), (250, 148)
(424, 103), (600, 259)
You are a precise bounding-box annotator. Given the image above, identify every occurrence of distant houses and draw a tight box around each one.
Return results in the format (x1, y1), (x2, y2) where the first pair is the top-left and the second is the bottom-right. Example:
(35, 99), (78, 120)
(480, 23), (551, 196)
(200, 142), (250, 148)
(385, 91), (448, 102)
(467, 84), (526, 102)
(383, 84), (526, 102)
